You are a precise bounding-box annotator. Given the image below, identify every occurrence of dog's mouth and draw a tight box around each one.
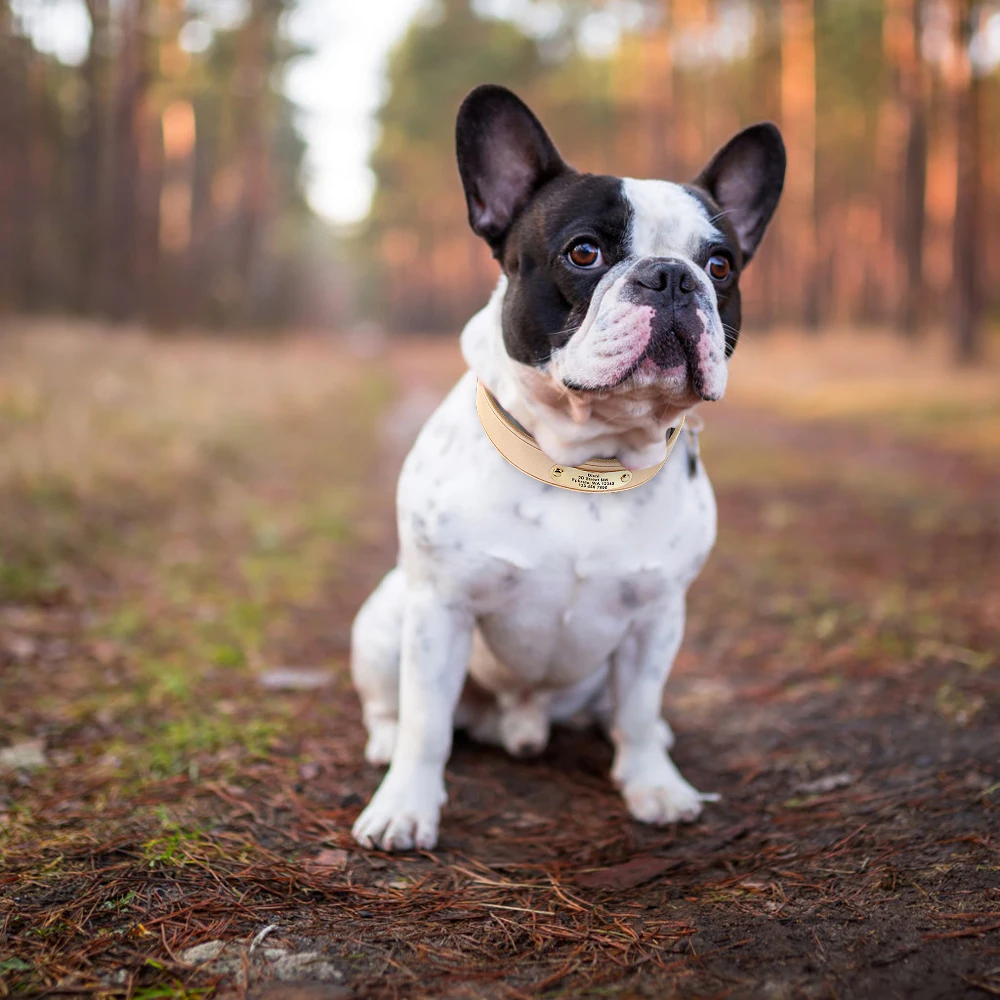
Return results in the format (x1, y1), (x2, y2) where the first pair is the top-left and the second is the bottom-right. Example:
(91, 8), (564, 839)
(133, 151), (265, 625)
(563, 334), (721, 402)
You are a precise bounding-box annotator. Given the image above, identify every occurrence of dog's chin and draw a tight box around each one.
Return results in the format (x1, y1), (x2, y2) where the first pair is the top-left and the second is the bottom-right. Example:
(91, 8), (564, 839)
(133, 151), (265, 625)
(566, 355), (724, 406)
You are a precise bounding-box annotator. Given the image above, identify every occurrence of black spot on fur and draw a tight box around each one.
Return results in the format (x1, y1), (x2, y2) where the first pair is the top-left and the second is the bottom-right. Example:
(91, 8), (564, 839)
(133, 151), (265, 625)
(620, 581), (640, 609)
(687, 442), (699, 478)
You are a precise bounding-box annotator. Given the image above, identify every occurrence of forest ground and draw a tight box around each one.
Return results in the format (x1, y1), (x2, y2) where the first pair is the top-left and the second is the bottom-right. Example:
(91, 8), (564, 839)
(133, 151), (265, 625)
(0, 321), (997, 1000)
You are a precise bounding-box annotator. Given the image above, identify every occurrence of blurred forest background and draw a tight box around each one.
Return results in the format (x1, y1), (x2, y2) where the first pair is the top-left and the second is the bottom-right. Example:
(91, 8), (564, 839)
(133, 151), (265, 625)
(1, 0), (999, 358)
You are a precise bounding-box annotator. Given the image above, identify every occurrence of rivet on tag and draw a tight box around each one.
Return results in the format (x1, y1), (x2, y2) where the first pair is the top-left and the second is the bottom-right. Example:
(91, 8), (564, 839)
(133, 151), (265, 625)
(550, 466), (564, 479)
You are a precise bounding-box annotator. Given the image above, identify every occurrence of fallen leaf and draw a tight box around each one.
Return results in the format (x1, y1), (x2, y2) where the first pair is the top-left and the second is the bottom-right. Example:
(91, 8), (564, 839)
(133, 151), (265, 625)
(575, 855), (675, 890)
(794, 772), (853, 795)
(307, 849), (349, 871)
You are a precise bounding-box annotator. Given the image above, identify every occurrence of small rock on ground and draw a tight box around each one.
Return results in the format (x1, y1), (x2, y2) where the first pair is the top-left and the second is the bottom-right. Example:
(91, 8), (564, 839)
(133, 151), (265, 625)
(179, 940), (227, 964)
(263, 949), (343, 982)
(179, 939), (344, 986)
(0, 740), (46, 771)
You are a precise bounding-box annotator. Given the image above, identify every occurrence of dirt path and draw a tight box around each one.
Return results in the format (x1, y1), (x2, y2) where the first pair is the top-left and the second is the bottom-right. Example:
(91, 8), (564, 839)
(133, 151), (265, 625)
(1, 334), (997, 1000)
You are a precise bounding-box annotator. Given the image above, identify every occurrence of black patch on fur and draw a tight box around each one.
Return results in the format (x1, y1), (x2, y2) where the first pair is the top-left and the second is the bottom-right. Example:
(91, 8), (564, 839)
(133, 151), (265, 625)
(687, 442), (699, 478)
(499, 172), (632, 366)
(620, 580), (640, 609)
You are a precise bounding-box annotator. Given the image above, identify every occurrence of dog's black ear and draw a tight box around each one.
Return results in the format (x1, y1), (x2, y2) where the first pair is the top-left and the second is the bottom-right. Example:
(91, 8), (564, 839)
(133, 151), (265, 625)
(693, 123), (786, 263)
(456, 85), (567, 253)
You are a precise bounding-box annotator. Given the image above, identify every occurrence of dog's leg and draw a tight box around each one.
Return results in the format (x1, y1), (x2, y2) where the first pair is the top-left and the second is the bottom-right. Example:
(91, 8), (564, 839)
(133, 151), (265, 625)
(610, 595), (705, 825)
(585, 673), (675, 749)
(352, 583), (473, 851)
(351, 568), (405, 765)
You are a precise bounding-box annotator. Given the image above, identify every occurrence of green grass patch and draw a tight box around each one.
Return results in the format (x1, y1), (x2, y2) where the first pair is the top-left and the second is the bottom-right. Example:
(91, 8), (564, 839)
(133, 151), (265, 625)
(141, 714), (281, 778)
(0, 554), (61, 603)
(141, 828), (205, 868)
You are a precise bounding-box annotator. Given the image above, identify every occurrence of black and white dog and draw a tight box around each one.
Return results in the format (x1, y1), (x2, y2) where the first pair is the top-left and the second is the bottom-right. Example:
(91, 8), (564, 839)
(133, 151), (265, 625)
(351, 85), (785, 851)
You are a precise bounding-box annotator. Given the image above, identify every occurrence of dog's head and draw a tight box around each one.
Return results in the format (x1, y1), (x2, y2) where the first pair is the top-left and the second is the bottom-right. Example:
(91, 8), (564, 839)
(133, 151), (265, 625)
(456, 85), (785, 438)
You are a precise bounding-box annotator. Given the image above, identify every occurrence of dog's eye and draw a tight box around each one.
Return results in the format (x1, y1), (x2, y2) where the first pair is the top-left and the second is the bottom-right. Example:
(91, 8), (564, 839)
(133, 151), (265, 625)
(567, 241), (602, 269)
(707, 255), (731, 281)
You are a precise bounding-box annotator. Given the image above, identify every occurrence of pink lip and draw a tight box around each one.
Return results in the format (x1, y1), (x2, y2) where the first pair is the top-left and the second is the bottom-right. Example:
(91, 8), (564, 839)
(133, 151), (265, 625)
(561, 303), (655, 389)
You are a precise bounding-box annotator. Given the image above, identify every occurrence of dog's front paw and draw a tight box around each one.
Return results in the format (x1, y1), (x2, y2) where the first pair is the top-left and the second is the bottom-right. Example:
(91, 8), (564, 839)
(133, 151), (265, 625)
(613, 747), (706, 826)
(352, 766), (446, 851)
(623, 775), (703, 825)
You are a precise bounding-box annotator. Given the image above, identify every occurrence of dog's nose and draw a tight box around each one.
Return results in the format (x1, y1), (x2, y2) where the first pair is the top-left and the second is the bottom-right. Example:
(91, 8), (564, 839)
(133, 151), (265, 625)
(631, 259), (698, 296)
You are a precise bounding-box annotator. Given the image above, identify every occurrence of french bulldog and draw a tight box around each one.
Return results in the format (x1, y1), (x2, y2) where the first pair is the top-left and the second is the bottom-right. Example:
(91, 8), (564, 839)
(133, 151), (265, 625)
(351, 84), (785, 851)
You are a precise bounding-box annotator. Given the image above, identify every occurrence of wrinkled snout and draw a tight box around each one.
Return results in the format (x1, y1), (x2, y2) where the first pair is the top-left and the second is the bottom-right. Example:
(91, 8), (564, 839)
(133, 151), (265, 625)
(550, 254), (728, 400)
(625, 256), (727, 401)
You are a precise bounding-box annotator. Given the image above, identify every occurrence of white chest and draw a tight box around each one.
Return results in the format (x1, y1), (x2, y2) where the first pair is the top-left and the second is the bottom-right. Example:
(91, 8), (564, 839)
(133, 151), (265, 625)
(396, 373), (717, 687)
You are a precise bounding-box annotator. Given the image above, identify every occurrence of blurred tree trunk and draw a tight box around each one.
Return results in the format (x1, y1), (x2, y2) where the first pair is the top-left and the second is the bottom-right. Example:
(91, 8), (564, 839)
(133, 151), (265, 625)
(0, 33), (19, 310)
(672, 0), (708, 178)
(186, 100), (216, 324)
(891, 0), (928, 335)
(0, 3), (30, 312)
(780, 0), (818, 328)
(20, 51), (48, 309)
(880, 0), (918, 329)
(234, 0), (272, 326)
(77, 0), (110, 314)
(952, 1), (982, 362)
(105, 0), (152, 321)
(750, 0), (783, 328)
(644, 9), (674, 181)
(613, 1), (673, 180)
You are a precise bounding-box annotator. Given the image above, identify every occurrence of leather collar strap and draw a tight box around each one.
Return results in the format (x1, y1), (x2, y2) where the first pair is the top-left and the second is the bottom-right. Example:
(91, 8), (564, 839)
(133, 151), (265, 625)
(475, 381), (684, 493)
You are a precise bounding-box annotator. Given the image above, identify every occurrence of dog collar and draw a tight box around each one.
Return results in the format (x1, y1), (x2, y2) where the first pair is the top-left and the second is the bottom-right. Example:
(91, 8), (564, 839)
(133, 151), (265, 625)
(476, 381), (684, 493)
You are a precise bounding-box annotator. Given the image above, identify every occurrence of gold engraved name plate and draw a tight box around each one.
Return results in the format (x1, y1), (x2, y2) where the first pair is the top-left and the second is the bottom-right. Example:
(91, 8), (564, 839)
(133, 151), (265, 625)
(475, 381), (684, 493)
